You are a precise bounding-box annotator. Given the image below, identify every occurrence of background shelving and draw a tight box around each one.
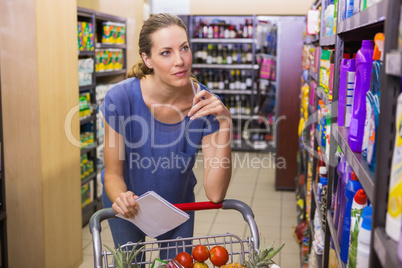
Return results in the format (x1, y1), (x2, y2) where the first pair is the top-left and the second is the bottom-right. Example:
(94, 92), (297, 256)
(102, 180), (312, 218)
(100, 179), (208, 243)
(77, 7), (127, 226)
(298, 0), (402, 267)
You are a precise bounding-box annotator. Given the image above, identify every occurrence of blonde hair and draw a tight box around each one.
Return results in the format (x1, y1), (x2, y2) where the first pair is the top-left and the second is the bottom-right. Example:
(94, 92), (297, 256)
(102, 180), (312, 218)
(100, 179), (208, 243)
(127, 13), (189, 79)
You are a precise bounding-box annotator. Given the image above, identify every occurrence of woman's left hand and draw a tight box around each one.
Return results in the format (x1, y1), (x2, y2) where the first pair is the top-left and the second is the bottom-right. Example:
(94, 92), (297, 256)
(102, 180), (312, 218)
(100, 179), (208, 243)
(187, 90), (231, 123)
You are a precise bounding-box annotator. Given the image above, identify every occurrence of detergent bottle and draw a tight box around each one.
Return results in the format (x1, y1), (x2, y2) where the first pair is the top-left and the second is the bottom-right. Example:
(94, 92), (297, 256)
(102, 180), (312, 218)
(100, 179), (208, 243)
(348, 40), (374, 152)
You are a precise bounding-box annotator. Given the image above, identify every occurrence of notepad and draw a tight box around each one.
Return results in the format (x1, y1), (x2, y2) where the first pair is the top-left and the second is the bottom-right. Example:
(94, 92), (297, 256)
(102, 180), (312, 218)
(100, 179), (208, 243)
(116, 191), (190, 238)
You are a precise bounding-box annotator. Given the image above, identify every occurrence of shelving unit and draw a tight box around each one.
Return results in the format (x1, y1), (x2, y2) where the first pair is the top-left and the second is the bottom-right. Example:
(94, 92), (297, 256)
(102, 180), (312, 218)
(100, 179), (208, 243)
(298, 0), (402, 267)
(187, 15), (278, 153)
(77, 7), (127, 226)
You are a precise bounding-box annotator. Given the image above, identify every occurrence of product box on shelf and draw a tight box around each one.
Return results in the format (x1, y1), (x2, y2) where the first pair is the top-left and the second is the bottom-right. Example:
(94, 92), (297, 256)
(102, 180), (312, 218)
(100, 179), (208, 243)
(81, 180), (94, 208)
(78, 21), (94, 51)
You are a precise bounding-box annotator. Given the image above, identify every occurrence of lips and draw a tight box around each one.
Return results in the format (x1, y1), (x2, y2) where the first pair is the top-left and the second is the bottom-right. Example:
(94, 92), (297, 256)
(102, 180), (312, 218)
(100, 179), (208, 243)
(173, 70), (187, 77)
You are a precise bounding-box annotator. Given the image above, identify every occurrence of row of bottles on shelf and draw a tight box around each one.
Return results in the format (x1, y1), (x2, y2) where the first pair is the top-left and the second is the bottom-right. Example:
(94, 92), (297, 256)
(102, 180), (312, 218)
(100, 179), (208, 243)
(303, 144), (373, 267)
(232, 117), (274, 144)
(193, 18), (254, 39)
(193, 43), (253, 65)
(219, 95), (252, 116)
(339, 0), (381, 22)
(193, 69), (254, 91)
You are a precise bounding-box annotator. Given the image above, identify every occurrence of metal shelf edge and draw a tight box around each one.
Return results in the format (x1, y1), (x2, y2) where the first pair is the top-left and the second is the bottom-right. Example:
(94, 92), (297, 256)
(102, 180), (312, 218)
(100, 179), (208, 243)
(316, 86), (331, 106)
(96, 69), (127, 77)
(332, 124), (375, 201)
(326, 212), (346, 268)
(192, 64), (259, 69)
(190, 38), (254, 44)
(319, 34), (336, 47)
(373, 227), (402, 267)
(81, 172), (97, 186)
(337, 0), (387, 34)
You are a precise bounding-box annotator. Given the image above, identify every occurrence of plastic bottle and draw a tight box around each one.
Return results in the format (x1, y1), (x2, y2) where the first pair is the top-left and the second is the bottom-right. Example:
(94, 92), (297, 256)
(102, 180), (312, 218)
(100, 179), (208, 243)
(334, 154), (347, 229)
(337, 161), (353, 244)
(338, 58), (356, 127)
(346, 0), (355, 18)
(317, 165), (327, 190)
(356, 206), (373, 268)
(317, 177), (328, 204)
(386, 92), (402, 241)
(367, 33), (384, 170)
(340, 171), (362, 264)
(347, 189), (368, 268)
(348, 40), (374, 152)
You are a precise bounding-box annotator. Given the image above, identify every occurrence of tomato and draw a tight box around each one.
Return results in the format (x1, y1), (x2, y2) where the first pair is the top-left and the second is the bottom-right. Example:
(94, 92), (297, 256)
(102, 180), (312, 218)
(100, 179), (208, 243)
(209, 246), (229, 266)
(193, 262), (209, 268)
(192, 245), (210, 262)
(175, 252), (194, 268)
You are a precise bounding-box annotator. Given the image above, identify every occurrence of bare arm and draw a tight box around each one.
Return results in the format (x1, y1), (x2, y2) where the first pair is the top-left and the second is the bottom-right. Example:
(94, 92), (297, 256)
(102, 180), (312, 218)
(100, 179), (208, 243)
(188, 89), (232, 203)
(103, 118), (139, 218)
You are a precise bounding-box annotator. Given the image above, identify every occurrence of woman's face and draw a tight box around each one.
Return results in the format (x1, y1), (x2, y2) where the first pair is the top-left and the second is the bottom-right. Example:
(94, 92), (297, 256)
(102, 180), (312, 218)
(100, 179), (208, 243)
(143, 25), (192, 88)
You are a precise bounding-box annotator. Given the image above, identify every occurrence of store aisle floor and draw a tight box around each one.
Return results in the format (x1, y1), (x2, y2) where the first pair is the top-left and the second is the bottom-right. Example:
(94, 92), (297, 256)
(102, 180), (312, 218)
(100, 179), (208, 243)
(80, 152), (300, 268)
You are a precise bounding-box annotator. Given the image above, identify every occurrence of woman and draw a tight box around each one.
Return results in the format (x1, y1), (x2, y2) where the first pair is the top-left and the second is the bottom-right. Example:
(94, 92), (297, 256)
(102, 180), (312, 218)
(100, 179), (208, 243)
(101, 13), (232, 255)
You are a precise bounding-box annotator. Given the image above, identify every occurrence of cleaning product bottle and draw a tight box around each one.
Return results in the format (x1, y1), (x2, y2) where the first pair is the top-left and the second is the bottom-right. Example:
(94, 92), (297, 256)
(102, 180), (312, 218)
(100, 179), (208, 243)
(317, 165), (327, 190)
(334, 153), (347, 230)
(338, 56), (354, 127)
(346, 0), (355, 18)
(347, 189), (368, 268)
(363, 33), (384, 159)
(317, 177), (328, 204)
(326, 110), (331, 160)
(337, 161), (353, 244)
(386, 92), (402, 241)
(346, 59), (357, 127)
(367, 33), (384, 170)
(340, 171), (362, 264)
(348, 40), (374, 152)
(356, 206), (373, 268)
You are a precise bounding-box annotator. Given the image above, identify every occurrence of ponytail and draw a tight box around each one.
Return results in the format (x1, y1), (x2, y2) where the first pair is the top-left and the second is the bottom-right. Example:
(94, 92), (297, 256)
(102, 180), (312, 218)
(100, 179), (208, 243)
(126, 59), (154, 79)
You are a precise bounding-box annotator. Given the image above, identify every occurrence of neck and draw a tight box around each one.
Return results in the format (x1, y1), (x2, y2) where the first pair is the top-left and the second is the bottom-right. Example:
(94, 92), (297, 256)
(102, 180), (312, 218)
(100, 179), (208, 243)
(143, 75), (193, 104)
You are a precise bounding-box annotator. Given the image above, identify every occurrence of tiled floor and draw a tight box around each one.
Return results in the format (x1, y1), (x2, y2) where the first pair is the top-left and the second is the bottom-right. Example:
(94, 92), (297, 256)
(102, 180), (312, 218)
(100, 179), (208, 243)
(80, 152), (300, 268)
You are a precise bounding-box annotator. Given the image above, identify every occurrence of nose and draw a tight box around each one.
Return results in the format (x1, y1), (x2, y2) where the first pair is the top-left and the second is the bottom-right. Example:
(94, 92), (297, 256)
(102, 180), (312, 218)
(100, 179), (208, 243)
(174, 51), (184, 66)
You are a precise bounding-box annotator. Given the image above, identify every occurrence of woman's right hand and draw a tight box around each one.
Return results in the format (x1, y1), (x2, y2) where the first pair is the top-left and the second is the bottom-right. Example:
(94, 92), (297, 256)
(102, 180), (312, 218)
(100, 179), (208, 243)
(112, 191), (139, 219)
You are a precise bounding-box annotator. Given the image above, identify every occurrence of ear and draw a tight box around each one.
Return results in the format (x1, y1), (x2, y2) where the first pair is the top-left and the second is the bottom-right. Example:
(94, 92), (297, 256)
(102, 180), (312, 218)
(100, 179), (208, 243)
(141, 53), (153, 69)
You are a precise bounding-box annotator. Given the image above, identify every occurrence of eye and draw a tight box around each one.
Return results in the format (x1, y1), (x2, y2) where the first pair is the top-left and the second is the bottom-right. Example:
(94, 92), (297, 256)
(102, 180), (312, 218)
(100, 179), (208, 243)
(161, 51), (170, 56)
(181, 45), (189, 52)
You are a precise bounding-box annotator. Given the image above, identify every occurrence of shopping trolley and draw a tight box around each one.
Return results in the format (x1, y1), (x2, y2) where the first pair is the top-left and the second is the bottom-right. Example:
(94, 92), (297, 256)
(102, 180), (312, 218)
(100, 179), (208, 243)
(89, 199), (260, 268)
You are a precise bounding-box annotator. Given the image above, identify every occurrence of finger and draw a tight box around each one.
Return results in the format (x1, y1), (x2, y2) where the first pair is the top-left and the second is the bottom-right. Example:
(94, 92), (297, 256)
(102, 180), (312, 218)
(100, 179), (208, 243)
(112, 203), (126, 216)
(193, 89), (213, 104)
(190, 103), (224, 120)
(121, 194), (138, 217)
(114, 199), (134, 218)
(188, 98), (213, 117)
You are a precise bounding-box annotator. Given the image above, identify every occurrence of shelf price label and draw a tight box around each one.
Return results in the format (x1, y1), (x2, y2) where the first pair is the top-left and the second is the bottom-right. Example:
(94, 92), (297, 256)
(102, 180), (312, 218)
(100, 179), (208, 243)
(386, 51), (402, 76)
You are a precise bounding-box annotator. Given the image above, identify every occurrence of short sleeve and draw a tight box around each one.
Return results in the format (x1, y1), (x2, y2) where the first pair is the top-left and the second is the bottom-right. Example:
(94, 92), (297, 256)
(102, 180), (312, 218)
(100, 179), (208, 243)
(202, 114), (220, 138)
(100, 89), (123, 135)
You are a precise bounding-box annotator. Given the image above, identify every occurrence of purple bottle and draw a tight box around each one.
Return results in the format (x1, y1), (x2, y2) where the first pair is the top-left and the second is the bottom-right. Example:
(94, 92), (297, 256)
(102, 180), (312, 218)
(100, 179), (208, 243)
(348, 40), (374, 152)
(333, 155), (346, 231)
(336, 161), (352, 245)
(338, 58), (355, 127)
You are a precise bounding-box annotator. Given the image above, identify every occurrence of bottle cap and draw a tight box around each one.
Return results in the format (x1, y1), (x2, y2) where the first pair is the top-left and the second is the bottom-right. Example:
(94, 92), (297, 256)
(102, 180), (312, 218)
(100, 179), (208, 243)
(373, 33), (385, 61)
(361, 40), (374, 50)
(361, 206), (373, 230)
(351, 171), (358, 181)
(354, 189), (367, 205)
(320, 177), (328, 185)
(319, 166), (327, 175)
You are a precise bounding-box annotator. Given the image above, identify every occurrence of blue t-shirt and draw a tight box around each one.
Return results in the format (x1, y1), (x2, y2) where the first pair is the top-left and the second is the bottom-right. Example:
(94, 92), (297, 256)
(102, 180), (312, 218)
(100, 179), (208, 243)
(100, 77), (220, 204)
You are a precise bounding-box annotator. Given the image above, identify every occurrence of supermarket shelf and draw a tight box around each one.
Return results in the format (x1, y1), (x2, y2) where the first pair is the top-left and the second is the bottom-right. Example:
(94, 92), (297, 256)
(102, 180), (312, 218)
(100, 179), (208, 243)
(77, 9), (93, 18)
(81, 172), (96, 186)
(315, 129), (329, 166)
(78, 50), (95, 56)
(95, 43), (127, 49)
(80, 114), (96, 125)
(81, 145), (97, 155)
(212, 89), (253, 94)
(385, 50), (402, 77)
(337, 0), (387, 34)
(304, 34), (319, 44)
(256, 53), (277, 59)
(192, 64), (259, 70)
(316, 86), (331, 106)
(190, 38), (255, 44)
(327, 212), (346, 268)
(373, 227), (402, 267)
(232, 114), (252, 120)
(319, 34), (336, 46)
(96, 69), (126, 77)
(79, 84), (95, 92)
(311, 181), (325, 239)
(332, 124), (375, 201)
(310, 71), (318, 82)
